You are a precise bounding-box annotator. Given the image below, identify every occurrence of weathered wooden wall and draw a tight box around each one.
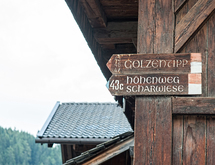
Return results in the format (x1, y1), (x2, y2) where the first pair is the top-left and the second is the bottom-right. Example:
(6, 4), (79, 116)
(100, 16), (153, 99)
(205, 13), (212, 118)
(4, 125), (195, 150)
(135, 0), (215, 164)
(172, 0), (215, 164)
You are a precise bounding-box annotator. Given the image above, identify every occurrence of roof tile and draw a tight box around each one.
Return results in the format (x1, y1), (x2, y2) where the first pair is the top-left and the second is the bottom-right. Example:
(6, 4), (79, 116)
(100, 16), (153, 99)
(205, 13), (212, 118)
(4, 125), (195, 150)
(37, 102), (133, 140)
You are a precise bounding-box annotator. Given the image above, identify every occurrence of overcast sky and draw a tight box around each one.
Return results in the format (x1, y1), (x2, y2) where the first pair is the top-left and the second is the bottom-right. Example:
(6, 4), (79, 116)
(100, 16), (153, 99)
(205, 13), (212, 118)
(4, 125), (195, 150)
(0, 0), (115, 136)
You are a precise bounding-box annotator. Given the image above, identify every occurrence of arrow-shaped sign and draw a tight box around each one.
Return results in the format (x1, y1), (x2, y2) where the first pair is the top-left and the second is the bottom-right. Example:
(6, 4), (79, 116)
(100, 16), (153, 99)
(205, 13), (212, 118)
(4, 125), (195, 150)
(107, 73), (201, 96)
(106, 53), (202, 75)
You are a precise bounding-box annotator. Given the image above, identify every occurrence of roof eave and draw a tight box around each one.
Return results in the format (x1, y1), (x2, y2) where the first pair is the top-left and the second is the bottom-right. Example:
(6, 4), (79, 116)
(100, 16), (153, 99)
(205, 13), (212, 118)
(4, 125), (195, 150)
(35, 137), (110, 145)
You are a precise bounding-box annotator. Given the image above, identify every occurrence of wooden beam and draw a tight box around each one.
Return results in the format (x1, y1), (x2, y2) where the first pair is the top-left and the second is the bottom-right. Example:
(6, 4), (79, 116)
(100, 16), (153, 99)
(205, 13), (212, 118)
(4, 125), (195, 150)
(173, 97), (215, 114)
(172, 115), (183, 165)
(208, 13), (215, 97)
(93, 22), (137, 45)
(135, 0), (173, 164)
(103, 43), (137, 62)
(207, 116), (215, 164)
(99, 0), (138, 19)
(135, 96), (172, 164)
(183, 116), (206, 164)
(65, 0), (111, 80)
(101, 44), (115, 50)
(175, 0), (188, 13)
(80, 0), (107, 28)
(61, 144), (66, 163)
(82, 137), (134, 165)
(132, 38), (137, 49)
(175, 0), (215, 52)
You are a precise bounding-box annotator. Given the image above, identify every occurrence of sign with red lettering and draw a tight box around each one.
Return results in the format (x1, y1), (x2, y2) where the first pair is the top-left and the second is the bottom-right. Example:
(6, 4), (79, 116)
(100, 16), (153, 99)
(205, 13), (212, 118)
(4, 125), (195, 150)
(106, 53), (202, 74)
(107, 73), (201, 96)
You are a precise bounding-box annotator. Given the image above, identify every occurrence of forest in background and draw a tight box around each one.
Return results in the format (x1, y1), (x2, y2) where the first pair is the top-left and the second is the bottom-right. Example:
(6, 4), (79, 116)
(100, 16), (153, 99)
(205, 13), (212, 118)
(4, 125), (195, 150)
(0, 126), (62, 165)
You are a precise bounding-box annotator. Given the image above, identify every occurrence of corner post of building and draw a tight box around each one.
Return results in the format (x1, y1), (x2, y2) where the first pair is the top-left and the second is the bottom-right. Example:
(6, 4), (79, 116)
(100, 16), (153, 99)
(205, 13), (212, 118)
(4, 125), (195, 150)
(134, 0), (173, 164)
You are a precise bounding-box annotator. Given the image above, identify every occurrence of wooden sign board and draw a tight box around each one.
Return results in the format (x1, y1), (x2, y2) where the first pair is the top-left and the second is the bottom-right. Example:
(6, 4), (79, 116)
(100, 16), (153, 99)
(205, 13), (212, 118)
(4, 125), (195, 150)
(107, 53), (202, 74)
(107, 73), (201, 96)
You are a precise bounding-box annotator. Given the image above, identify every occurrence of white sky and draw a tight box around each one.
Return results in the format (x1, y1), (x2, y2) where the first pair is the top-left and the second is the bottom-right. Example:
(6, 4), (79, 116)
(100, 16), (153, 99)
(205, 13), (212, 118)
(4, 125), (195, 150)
(0, 0), (115, 136)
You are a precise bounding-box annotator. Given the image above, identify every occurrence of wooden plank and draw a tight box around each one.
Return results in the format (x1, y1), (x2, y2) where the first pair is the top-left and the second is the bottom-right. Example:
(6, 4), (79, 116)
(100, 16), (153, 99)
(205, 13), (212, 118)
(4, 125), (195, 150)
(94, 38), (133, 45)
(108, 73), (201, 96)
(207, 116), (215, 164)
(80, 0), (107, 28)
(107, 53), (202, 75)
(175, 0), (188, 25)
(135, 96), (172, 164)
(175, 0), (215, 52)
(172, 115), (183, 165)
(179, 20), (207, 96)
(187, 0), (199, 12)
(183, 116), (206, 165)
(100, 0), (138, 19)
(101, 44), (115, 50)
(67, 145), (73, 160)
(137, 0), (155, 54)
(61, 144), (66, 163)
(175, 0), (187, 13)
(154, 0), (174, 53)
(208, 12), (215, 97)
(134, 0), (173, 164)
(82, 137), (134, 165)
(100, 0), (138, 6)
(94, 22), (137, 45)
(173, 97), (215, 114)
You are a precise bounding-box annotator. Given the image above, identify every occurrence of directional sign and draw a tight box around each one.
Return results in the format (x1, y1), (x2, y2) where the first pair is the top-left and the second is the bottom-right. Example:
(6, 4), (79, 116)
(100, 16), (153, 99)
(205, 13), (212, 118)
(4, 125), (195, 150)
(106, 53), (202, 75)
(107, 73), (201, 96)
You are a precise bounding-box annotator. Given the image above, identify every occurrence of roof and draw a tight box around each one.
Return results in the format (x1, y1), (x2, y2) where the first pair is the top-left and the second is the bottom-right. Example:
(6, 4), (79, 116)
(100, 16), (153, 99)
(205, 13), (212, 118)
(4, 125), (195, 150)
(65, 0), (138, 81)
(36, 102), (133, 144)
(63, 132), (134, 165)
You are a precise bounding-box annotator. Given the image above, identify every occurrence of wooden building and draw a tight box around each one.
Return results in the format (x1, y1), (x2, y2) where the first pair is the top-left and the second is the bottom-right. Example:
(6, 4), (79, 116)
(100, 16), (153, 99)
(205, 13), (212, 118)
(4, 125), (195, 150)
(63, 0), (215, 164)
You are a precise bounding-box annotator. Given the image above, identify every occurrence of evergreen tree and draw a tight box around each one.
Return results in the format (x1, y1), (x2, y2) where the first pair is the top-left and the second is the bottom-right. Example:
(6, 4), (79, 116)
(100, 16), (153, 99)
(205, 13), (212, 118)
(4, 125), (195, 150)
(0, 126), (62, 165)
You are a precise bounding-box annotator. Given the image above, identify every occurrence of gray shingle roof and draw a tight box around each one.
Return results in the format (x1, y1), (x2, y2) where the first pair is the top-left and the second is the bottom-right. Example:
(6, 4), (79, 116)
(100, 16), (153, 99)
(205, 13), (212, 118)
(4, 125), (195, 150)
(36, 102), (133, 143)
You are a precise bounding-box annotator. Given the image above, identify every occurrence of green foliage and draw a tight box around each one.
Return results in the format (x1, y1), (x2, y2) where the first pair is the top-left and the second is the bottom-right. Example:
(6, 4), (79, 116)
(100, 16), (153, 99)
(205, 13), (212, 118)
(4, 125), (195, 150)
(0, 126), (62, 165)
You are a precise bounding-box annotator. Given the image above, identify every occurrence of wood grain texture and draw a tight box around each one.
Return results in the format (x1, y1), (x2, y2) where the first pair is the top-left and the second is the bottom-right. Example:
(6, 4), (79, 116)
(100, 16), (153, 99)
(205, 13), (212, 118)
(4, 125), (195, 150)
(107, 53), (201, 75)
(134, 0), (173, 164)
(100, 0), (138, 20)
(207, 116), (215, 164)
(134, 96), (172, 165)
(137, 0), (173, 54)
(172, 115), (183, 165)
(175, 0), (188, 25)
(173, 97), (215, 114)
(175, 0), (199, 27)
(137, 0), (155, 54)
(175, 0), (215, 52)
(208, 12), (215, 97)
(183, 116), (206, 165)
(82, 138), (134, 165)
(154, 0), (174, 53)
(175, 0), (187, 13)
(93, 22), (137, 44)
(177, 18), (207, 96)
(108, 73), (203, 96)
(80, 0), (107, 28)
